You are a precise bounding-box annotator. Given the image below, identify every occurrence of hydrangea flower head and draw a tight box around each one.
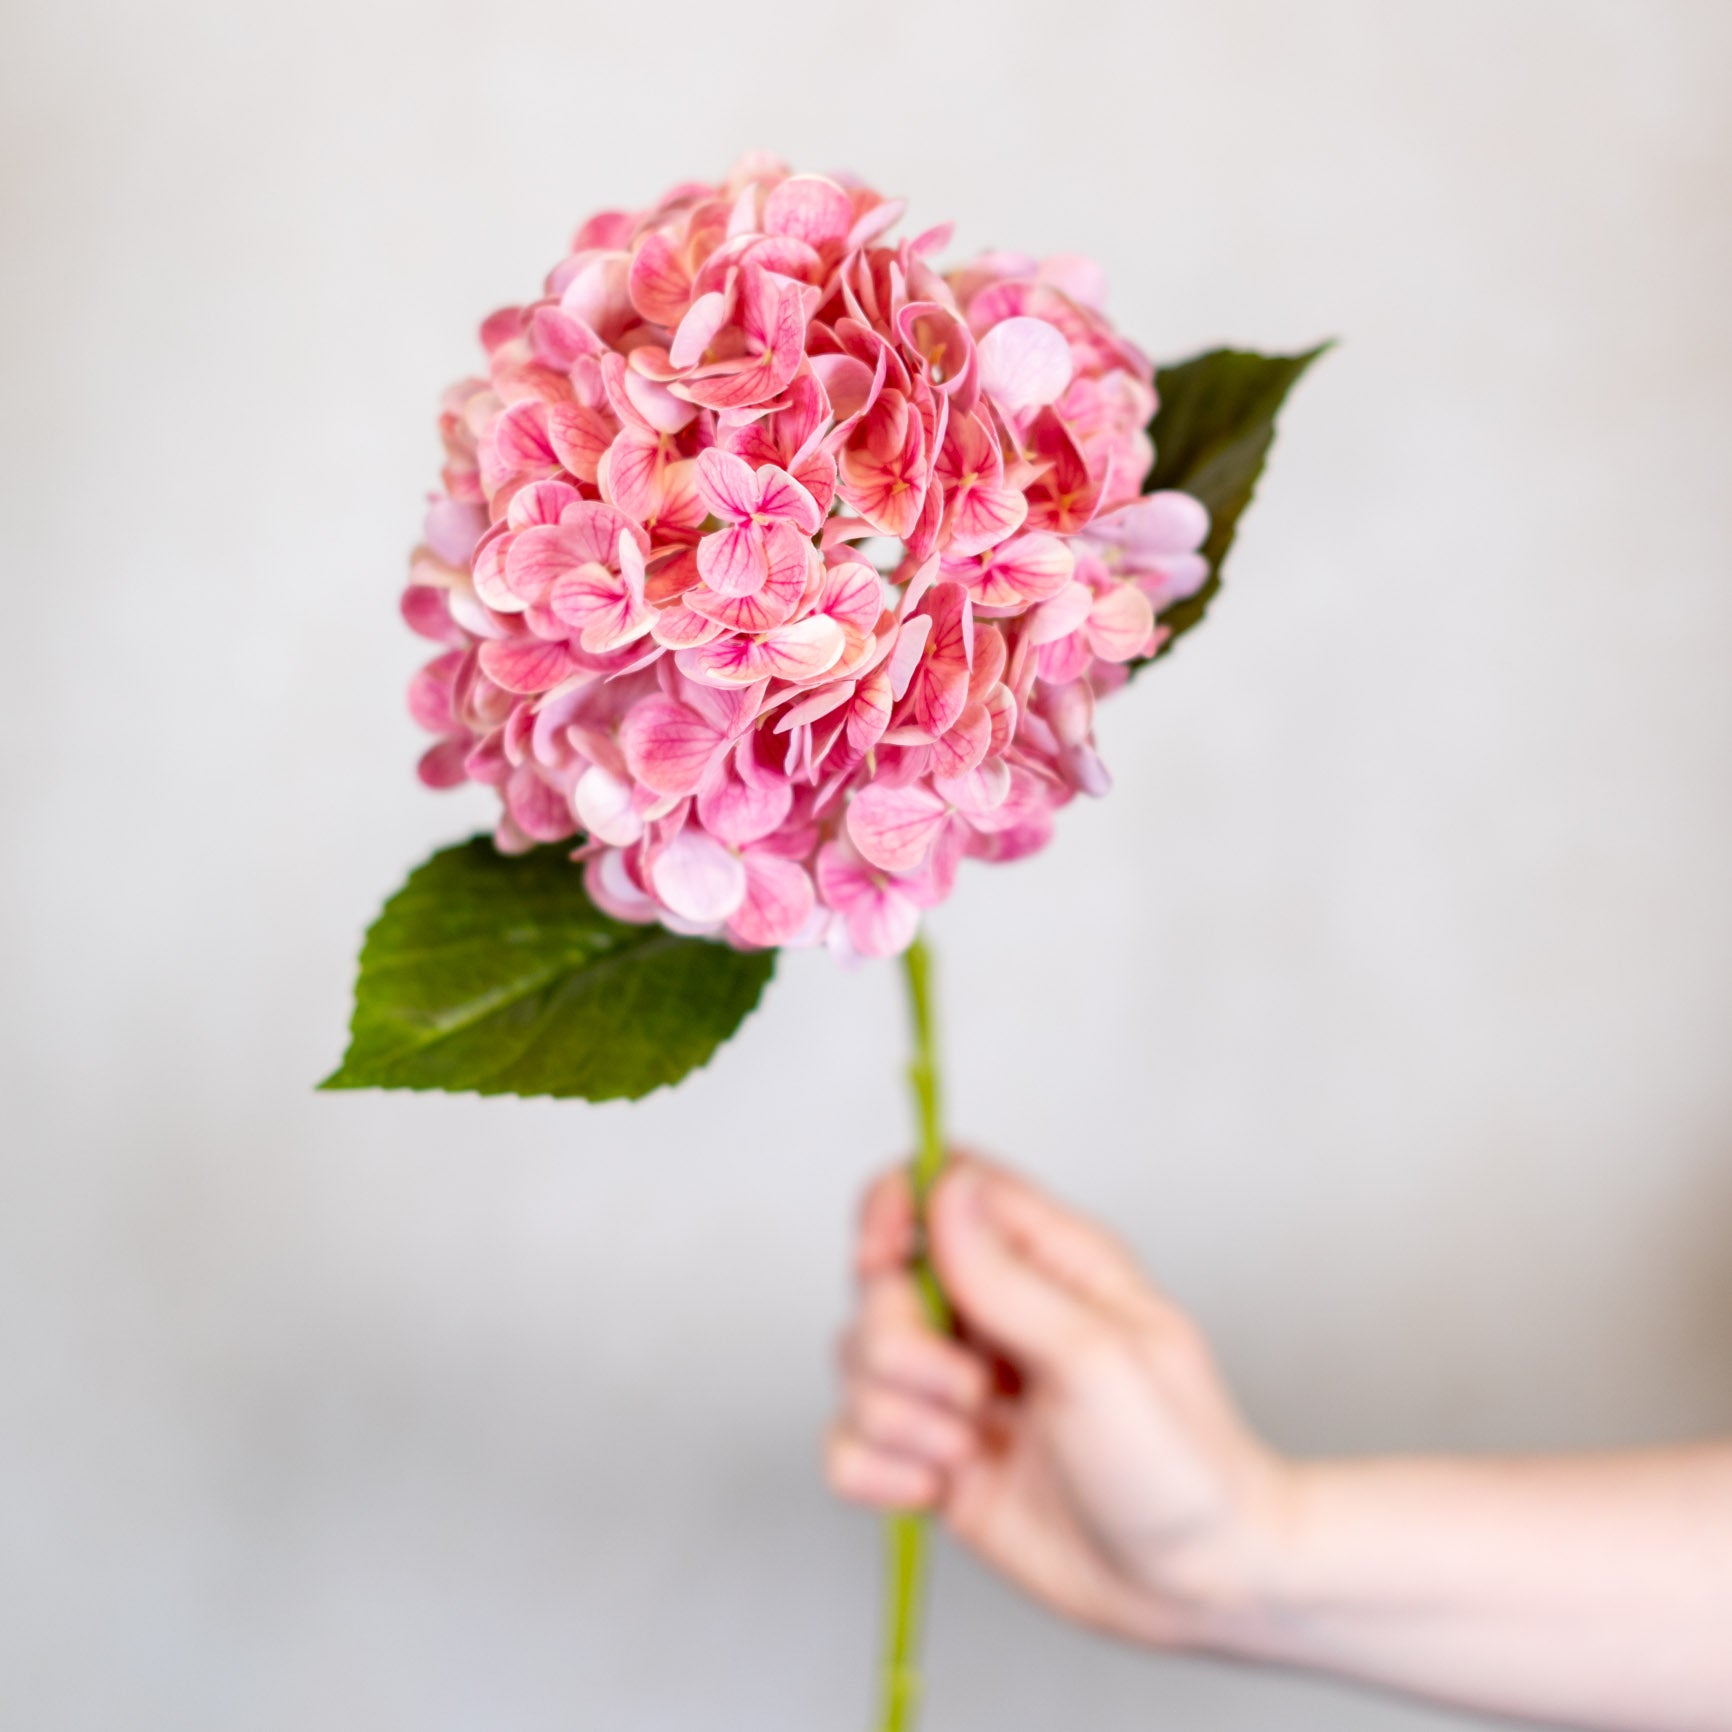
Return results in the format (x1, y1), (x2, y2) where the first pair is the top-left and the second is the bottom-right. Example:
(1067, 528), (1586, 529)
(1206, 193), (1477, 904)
(404, 157), (1210, 960)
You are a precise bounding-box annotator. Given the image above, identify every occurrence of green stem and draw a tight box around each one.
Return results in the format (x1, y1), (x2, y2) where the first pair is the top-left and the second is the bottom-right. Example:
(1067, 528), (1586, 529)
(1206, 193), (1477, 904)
(876, 935), (951, 1732)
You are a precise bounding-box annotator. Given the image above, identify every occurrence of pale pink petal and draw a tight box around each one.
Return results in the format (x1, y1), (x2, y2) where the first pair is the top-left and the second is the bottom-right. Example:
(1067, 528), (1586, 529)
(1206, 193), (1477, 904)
(1086, 583), (1156, 662)
(1028, 581), (1095, 645)
(425, 498), (487, 567)
(623, 369), (698, 435)
(573, 764), (645, 846)
(754, 614), (847, 683)
(935, 757), (1012, 817)
(886, 615), (930, 699)
(585, 848), (658, 924)
(650, 829), (747, 925)
(846, 779), (950, 873)
(669, 288), (731, 370)
(977, 316), (1074, 414)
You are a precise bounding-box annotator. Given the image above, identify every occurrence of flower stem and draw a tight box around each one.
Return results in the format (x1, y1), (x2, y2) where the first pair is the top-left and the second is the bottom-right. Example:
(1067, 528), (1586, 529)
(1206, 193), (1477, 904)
(877, 934), (952, 1732)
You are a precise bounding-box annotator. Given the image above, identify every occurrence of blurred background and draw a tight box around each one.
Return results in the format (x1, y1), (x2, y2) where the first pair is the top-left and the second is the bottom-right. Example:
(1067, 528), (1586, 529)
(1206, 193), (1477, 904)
(3, 1), (1730, 1727)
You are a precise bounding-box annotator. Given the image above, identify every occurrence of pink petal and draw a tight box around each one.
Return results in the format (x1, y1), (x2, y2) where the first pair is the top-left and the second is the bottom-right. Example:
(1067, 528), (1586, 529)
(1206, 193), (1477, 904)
(506, 765), (577, 842)
(694, 445), (761, 521)
(818, 560), (884, 641)
(585, 848), (658, 924)
(619, 696), (722, 795)
(763, 174), (854, 248)
(945, 482), (1027, 558)
(696, 521), (769, 598)
(685, 533), (808, 633)
(650, 828), (747, 925)
(1028, 581), (1095, 645)
(1086, 583), (1156, 662)
(573, 764), (645, 846)
(623, 369), (697, 436)
(977, 316), (1073, 414)
(846, 779), (950, 874)
(545, 403), (614, 485)
(929, 701), (991, 779)
(417, 736), (470, 788)
(669, 288), (731, 370)
(728, 852), (815, 949)
(886, 615), (931, 699)
(754, 465), (823, 534)
(424, 498), (487, 567)
(628, 231), (693, 327)
(754, 614), (847, 683)
(506, 480), (583, 530)
(478, 636), (581, 695)
(844, 882), (919, 959)
(698, 769), (793, 848)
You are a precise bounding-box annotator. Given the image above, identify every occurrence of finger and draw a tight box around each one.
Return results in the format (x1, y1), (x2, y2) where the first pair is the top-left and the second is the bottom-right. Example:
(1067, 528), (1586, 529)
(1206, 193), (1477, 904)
(846, 1294), (993, 1413)
(855, 1166), (915, 1278)
(928, 1165), (1100, 1373)
(968, 1161), (1170, 1320)
(845, 1383), (980, 1467)
(825, 1426), (942, 1510)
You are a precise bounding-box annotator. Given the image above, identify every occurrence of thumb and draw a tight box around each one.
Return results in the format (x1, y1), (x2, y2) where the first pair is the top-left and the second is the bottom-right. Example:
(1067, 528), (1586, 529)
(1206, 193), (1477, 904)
(928, 1165), (1095, 1373)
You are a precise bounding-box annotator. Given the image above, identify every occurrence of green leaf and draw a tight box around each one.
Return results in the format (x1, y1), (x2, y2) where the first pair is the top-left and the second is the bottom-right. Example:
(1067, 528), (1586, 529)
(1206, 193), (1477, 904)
(320, 836), (775, 1101)
(1142, 343), (1330, 659)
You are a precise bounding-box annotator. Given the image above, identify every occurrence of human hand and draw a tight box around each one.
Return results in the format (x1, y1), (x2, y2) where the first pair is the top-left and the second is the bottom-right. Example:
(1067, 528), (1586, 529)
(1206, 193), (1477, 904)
(826, 1156), (1294, 1650)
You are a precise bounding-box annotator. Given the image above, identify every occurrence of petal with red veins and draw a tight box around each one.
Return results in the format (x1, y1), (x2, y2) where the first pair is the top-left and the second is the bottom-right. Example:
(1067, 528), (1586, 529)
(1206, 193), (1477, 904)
(698, 768), (793, 848)
(929, 701), (991, 779)
(846, 779), (950, 873)
(694, 445), (762, 521)
(479, 636), (582, 695)
(754, 614), (847, 683)
(506, 766), (577, 842)
(728, 852), (815, 949)
(754, 464), (822, 533)
(620, 696), (722, 795)
(763, 174), (854, 248)
(628, 231), (693, 327)
(697, 521), (769, 597)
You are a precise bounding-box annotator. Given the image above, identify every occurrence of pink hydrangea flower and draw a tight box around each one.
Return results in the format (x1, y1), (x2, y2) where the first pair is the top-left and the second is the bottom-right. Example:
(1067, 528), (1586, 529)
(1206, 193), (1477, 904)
(401, 157), (1210, 958)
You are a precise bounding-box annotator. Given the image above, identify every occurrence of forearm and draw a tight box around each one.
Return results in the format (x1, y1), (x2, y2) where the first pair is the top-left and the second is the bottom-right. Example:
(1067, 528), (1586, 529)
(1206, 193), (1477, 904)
(1197, 1445), (1732, 1731)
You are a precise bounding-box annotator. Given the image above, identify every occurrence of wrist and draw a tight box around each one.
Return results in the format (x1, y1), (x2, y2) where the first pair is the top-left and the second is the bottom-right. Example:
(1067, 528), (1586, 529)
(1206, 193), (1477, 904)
(1104, 1447), (1315, 1657)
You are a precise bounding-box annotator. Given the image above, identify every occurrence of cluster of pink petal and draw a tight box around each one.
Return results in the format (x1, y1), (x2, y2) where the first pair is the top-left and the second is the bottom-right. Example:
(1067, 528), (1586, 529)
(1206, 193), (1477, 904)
(404, 157), (1210, 960)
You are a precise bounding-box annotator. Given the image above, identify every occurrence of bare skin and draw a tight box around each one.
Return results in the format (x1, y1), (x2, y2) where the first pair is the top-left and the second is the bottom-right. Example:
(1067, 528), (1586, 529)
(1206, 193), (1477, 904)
(827, 1157), (1732, 1731)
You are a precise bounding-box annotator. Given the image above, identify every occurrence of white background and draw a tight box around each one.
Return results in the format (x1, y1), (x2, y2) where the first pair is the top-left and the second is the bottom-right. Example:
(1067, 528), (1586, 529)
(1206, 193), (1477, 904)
(3, 2), (1730, 1727)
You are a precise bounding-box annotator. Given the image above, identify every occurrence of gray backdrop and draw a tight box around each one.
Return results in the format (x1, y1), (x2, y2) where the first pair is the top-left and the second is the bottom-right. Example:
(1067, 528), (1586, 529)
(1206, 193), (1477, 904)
(4, 1), (1730, 1727)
